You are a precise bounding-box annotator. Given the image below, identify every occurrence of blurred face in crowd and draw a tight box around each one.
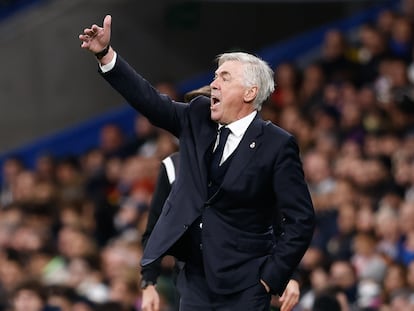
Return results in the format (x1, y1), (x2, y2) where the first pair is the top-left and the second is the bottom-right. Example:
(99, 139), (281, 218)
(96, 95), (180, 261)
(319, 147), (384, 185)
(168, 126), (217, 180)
(35, 154), (55, 182)
(155, 82), (179, 100)
(337, 203), (356, 234)
(383, 263), (407, 294)
(100, 124), (124, 154)
(388, 59), (409, 88)
(322, 29), (345, 60)
(0, 258), (25, 291)
(58, 226), (96, 259)
(310, 266), (330, 292)
(278, 106), (301, 134)
(359, 25), (385, 55)
(303, 152), (331, 185)
(330, 260), (356, 289)
(375, 207), (399, 240)
(12, 171), (36, 203)
(275, 62), (298, 89)
(13, 289), (44, 311)
(301, 64), (324, 97)
(407, 261), (414, 288)
(391, 16), (412, 44)
(2, 158), (24, 184)
(355, 206), (375, 233)
(210, 60), (257, 125)
(376, 9), (395, 35)
(399, 202), (414, 234)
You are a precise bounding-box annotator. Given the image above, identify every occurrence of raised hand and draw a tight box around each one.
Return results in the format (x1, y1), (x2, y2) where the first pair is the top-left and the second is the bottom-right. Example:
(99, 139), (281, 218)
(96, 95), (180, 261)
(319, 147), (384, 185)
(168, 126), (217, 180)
(79, 15), (112, 54)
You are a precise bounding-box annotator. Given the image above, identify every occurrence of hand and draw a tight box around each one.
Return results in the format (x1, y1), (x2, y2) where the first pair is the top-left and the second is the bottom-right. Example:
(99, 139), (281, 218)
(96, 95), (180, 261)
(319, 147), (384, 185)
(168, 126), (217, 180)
(279, 279), (300, 311)
(79, 15), (112, 54)
(260, 279), (270, 293)
(141, 285), (160, 311)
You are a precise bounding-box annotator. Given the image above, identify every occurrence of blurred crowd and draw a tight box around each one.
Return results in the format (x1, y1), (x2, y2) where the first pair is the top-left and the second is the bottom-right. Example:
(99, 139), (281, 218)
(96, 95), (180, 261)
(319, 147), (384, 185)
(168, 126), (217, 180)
(2, 1), (414, 310)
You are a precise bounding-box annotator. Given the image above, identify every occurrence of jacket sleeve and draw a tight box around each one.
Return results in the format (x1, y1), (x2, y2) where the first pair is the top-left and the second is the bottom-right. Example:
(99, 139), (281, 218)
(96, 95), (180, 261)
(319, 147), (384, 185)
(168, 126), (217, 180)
(141, 161), (172, 283)
(101, 55), (188, 137)
(261, 136), (315, 295)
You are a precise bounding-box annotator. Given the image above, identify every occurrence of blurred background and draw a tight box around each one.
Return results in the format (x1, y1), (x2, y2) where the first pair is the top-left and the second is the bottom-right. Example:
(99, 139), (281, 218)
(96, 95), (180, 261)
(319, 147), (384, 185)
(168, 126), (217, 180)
(0, 0), (397, 152)
(1, 0), (414, 311)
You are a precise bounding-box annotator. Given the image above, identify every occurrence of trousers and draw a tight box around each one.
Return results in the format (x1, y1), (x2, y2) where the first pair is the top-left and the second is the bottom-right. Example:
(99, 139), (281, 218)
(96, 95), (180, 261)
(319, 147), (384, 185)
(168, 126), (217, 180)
(176, 264), (271, 311)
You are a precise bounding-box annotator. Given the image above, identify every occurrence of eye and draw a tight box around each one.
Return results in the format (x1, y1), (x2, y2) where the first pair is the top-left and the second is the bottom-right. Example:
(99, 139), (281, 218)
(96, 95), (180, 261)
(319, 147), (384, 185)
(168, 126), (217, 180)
(222, 73), (231, 82)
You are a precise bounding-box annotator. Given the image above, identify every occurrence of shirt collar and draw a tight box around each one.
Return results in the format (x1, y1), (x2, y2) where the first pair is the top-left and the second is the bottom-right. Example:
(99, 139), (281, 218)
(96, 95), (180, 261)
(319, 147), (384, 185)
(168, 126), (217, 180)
(218, 111), (257, 137)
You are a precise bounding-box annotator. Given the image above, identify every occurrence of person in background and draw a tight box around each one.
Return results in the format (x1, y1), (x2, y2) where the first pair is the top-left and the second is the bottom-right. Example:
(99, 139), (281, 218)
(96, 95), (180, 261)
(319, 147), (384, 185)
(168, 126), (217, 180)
(11, 279), (59, 311)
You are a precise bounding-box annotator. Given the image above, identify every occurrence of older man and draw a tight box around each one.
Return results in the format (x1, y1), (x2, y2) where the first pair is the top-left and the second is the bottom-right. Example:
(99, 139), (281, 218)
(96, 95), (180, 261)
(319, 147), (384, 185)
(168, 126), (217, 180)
(80, 15), (314, 311)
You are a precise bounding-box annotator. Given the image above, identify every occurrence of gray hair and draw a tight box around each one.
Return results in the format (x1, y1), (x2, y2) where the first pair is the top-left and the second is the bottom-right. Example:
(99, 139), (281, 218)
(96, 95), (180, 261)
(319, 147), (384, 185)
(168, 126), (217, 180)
(216, 52), (275, 111)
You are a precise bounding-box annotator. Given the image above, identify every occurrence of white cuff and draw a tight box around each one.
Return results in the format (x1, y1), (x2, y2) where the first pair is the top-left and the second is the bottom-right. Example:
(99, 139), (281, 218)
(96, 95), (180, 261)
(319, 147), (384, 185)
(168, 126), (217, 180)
(99, 52), (117, 73)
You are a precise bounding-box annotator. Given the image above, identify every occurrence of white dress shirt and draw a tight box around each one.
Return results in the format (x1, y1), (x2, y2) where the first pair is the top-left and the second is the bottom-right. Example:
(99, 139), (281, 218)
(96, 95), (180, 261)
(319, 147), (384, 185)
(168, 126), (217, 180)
(216, 111), (257, 165)
(99, 52), (117, 73)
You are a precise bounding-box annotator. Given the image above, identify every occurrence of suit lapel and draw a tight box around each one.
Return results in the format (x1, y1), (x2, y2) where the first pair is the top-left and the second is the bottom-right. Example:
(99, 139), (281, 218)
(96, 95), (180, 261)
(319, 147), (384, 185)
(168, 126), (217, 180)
(195, 120), (217, 192)
(207, 115), (264, 203)
(223, 115), (264, 187)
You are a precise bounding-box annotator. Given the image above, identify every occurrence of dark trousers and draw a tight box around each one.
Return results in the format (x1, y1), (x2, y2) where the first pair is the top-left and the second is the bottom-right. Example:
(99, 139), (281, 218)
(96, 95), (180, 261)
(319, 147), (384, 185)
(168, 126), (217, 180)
(176, 264), (271, 311)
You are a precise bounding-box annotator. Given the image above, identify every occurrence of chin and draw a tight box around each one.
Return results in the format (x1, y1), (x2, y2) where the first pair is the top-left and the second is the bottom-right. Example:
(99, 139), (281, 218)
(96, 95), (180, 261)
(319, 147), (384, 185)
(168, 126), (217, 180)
(210, 112), (220, 122)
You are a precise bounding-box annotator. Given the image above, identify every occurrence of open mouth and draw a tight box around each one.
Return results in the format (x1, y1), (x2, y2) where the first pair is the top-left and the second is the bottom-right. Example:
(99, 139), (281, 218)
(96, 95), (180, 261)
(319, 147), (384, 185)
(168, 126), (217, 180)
(211, 96), (221, 107)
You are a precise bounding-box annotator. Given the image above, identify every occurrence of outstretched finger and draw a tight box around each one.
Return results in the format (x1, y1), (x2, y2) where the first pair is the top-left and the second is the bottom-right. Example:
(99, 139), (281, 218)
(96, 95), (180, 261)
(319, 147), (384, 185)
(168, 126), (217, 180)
(103, 15), (112, 30)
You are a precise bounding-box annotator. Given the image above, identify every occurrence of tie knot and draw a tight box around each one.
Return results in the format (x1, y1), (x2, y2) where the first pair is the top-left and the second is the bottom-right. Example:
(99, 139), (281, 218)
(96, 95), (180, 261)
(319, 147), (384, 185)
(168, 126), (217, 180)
(218, 126), (230, 141)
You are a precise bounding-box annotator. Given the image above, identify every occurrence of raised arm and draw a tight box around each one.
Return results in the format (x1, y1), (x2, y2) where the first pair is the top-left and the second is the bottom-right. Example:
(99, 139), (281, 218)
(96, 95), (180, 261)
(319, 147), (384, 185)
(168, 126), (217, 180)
(79, 15), (186, 137)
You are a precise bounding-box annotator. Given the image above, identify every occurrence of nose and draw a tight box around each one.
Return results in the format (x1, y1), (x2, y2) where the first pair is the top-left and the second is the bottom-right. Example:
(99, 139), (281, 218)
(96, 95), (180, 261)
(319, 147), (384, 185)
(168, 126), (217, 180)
(210, 78), (218, 90)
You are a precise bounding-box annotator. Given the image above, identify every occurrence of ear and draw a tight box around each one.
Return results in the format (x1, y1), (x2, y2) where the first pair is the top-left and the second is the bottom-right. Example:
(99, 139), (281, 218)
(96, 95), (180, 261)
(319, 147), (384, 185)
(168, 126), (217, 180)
(244, 86), (258, 103)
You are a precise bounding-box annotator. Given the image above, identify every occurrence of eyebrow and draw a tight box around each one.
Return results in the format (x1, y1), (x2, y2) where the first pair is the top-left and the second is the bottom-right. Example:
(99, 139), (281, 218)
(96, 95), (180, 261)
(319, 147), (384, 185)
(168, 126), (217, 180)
(215, 70), (232, 79)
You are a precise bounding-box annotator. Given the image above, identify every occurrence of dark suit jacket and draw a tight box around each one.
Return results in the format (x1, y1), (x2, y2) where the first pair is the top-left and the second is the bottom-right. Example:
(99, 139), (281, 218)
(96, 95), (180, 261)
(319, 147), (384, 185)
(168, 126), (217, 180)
(101, 55), (315, 295)
(141, 152), (180, 283)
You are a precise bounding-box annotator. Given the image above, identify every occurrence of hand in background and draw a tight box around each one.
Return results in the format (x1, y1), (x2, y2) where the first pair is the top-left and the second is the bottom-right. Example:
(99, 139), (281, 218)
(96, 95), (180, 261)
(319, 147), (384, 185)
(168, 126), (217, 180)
(141, 285), (160, 311)
(279, 279), (300, 311)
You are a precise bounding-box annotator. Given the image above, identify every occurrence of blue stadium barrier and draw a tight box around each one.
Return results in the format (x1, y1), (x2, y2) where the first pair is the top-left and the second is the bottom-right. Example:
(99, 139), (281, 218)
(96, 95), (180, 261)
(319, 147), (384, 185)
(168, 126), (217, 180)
(0, 0), (45, 20)
(0, 0), (400, 179)
(0, 106), (137, 171)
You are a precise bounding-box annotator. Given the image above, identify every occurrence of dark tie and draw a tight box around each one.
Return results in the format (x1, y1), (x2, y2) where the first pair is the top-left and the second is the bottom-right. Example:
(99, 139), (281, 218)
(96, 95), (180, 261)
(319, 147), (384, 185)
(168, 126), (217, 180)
(210, 126), (231, 169)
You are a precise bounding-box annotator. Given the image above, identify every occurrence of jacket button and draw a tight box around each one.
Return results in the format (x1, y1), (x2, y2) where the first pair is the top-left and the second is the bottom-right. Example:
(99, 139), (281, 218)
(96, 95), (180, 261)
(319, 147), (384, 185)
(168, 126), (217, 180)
(208, 181), (212, 187)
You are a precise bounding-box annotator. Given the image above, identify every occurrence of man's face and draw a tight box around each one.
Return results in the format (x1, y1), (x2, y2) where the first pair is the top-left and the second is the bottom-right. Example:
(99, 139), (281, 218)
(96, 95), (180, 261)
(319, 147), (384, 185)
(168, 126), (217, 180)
(209, 60), (252, 125)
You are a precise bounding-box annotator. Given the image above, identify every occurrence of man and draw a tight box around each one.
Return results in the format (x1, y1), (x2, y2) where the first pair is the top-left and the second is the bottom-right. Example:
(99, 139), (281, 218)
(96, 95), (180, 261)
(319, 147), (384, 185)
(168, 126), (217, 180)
(79, 15), (315, 310)
(140, 86), (301, 311)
